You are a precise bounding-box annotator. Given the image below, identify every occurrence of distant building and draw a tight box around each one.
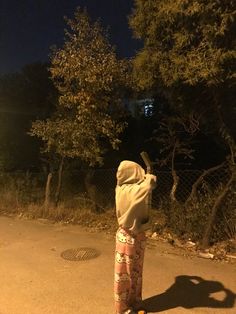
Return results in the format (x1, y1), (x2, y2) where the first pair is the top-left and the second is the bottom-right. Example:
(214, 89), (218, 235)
(124, 98), (154, 118)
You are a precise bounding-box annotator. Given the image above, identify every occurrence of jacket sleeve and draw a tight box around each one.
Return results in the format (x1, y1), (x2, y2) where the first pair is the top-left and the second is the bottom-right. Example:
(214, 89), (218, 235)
(140, 174), (157, 190)
(133, 174), (157, 199)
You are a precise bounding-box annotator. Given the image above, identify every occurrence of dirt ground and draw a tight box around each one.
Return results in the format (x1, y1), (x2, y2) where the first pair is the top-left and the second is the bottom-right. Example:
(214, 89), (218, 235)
(0, 215), (235, 314)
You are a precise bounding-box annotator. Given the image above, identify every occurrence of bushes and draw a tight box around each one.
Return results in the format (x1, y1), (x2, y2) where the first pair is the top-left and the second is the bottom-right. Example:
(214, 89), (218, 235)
(0, 170), (234, 245)
(159, 183), (235, 244)
(0, 172), (44, 212)
(214, 185), (236, 242)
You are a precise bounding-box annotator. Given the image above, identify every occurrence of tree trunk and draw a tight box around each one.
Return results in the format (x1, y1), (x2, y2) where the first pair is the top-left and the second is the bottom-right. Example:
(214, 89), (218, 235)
(213, 90), (235, 165)
(44, 172), (53, 214)
(84, 169), (104, 213)
(170, 169), (179, 202)
(199, 93), (236, 248)
(186, 161), (226, 204)
(201, 172), (235, 249)
(170, 141), (179, 202)
(55, 157), (64, 207)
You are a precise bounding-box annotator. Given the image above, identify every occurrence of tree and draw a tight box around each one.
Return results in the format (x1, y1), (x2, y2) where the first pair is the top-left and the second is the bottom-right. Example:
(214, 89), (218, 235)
(129, 0), (235, 142)
(154, 113), (199, 202)
(31, 8), (129, 165)
(130, 1), (235, 88)
(30, 8), (130, 208)
(130, 0), (236, 247)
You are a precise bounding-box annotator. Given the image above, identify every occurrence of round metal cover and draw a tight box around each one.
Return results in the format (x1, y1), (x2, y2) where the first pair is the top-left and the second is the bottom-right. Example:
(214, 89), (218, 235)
(61, 247), (100, 261)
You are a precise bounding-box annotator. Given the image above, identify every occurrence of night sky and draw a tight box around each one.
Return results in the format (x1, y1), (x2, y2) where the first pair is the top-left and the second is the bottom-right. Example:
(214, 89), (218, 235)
(0, 0), (141, 75)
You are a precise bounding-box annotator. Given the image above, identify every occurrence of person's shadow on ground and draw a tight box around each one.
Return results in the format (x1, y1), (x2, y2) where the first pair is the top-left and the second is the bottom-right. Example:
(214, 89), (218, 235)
(143, 275), (236, 312)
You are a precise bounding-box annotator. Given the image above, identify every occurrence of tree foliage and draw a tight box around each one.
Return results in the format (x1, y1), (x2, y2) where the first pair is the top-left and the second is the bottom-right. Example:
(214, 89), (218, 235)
(130, 0), (235, 89)
(130, 0), (236, 158)
(31, 8), (130, 165)
(130, 0), (236, 247)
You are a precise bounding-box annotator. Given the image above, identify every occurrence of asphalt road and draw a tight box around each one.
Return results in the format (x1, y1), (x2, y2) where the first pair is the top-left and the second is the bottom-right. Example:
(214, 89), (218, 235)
(0, 216), (235, 314)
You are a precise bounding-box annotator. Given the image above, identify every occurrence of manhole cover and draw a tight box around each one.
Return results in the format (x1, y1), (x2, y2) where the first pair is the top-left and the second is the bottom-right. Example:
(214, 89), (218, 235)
(61, 247), (100, 261)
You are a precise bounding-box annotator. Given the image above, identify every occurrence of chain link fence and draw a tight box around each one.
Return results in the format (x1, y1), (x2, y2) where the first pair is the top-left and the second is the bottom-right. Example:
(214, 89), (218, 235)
(0, 167), (234, 243)
(0, 166), (232, 211)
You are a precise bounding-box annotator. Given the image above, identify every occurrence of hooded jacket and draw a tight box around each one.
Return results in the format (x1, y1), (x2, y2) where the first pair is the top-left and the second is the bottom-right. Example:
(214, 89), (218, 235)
(115, 160), (156, 234)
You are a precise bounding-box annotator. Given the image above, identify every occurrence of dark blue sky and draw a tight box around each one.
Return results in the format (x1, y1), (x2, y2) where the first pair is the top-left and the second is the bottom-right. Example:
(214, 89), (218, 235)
(0, 0), (141, 74)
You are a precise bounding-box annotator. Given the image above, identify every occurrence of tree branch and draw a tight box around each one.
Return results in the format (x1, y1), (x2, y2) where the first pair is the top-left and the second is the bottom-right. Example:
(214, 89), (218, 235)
(186, 161), (227, 203)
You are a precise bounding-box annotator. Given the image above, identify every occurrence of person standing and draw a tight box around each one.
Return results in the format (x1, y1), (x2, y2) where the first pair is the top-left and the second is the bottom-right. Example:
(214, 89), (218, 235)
(114, 160), (156, 314)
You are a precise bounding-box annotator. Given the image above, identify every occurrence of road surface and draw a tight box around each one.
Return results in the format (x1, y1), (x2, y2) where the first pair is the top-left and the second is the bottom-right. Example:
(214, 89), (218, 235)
(0, 216), (235, 314)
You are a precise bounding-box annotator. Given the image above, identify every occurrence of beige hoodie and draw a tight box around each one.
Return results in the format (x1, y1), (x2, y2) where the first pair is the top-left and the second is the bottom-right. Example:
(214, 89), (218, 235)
(115, 160), (156, 234)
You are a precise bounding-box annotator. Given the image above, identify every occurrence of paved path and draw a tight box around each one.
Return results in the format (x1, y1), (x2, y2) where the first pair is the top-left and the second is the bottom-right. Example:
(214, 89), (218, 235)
(0, 216), (235, 314)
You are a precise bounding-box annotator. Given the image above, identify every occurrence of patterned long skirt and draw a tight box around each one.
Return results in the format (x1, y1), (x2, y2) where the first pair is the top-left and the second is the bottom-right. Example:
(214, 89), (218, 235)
(114, 227), (146, 314)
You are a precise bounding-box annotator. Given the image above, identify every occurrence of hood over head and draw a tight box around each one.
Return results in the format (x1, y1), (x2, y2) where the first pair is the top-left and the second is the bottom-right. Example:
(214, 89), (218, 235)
(116, 160), (145, 186)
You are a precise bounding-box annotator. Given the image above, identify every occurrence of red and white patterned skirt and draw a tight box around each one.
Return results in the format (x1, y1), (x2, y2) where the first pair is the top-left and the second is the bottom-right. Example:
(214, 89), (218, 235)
(114, 227), (146, 314)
